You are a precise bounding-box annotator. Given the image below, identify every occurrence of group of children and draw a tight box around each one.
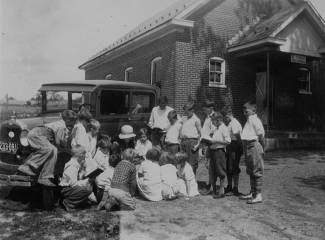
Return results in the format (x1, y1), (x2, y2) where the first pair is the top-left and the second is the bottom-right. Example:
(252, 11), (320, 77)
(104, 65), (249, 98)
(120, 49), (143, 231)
(19, 96), (265, 211)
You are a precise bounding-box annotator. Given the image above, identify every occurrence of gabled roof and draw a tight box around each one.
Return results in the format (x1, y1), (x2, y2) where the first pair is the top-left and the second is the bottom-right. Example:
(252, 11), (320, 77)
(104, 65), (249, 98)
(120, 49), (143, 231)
(79, 0), (210, 69)
(228, 1), (325, 52)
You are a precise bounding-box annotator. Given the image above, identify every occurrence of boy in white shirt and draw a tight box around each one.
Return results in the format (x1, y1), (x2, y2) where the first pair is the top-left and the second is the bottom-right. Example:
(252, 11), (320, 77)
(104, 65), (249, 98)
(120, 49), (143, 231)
(135, 128), (152, 159)
(209, 112), (231, 198)
(148, 96), (173, 146)
(223, 109), (243, 196)
(180, 102), (201, 175)
(240, 102), (265, 204)
(165, 110), (182, 154)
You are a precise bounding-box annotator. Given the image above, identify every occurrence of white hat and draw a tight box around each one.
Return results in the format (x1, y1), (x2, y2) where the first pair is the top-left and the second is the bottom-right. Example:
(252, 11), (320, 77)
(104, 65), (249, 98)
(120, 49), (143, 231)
(119, 125), (136, 139)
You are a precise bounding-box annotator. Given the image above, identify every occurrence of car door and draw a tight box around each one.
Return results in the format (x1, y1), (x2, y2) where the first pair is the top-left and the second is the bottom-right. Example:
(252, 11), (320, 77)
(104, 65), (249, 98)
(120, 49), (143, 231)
(128, 90), (156, 133)
(96, 88), (131, 138)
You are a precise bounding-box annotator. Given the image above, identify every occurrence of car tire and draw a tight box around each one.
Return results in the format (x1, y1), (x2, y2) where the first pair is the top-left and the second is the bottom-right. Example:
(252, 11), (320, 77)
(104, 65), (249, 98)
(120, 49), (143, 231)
(42, 185), (55, 210)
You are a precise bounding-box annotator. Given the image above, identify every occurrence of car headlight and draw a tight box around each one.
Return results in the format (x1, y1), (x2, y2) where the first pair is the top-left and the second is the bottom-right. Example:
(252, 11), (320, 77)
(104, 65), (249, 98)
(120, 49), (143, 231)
(20, 130), (29, 147)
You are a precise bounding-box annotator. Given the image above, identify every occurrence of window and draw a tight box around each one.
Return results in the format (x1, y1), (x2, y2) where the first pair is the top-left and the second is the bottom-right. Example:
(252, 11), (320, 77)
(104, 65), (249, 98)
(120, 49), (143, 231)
(209, 57), (226, 87)
(46, 91), (68, 111)
(100, 90), (130, 115)
(71, 93), (83, 112)
(125, 67), (133, 82)
(131, 92), (155, 114)
(298, 68), (311, 94)
(151, 57), (162, 85)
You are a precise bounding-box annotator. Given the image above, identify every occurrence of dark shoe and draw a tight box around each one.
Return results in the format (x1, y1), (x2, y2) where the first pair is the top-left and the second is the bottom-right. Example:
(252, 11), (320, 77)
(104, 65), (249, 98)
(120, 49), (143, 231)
(239, 192), (253, 200)
(38, 178), (56, 187)
(213, 193), (225, 199)
(232, 187), (242, 196)
(224, 186), (233, 196)
(199, 188), (211, 196)
(18, 165), (36, 176)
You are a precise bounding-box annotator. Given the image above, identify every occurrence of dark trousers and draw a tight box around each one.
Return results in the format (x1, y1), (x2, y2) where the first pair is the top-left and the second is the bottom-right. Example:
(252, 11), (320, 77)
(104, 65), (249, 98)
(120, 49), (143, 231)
(180, 138), (199, 175)
(165, 143), (180, 154)
(226, 140), (243, 176)
(209, 149), (227, 183)
(61, 184), (93, 210)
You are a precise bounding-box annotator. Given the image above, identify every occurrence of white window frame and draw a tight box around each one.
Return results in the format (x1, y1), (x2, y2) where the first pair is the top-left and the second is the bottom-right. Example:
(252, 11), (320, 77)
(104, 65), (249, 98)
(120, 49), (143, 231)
(298, 67), (312, 94)
(150, 57), (162, 85)
(124, 67), (133, 82)
(209, 57), (226, 88)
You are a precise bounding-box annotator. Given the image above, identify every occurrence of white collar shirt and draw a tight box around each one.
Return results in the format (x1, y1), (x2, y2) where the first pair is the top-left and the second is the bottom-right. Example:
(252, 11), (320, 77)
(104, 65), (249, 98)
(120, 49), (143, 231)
(148, 106), (174, 130)
(210, 123), (231, 149)
(180, 114), (201, 139)
(241, 114), (265, 141)
(165, 120), (182, 144)
(228, 118), (242, 141)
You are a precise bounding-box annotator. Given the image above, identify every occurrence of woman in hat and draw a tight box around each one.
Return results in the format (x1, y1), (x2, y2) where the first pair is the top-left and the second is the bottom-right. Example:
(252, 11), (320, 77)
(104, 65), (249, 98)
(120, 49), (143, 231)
(117, 125), (136, 152)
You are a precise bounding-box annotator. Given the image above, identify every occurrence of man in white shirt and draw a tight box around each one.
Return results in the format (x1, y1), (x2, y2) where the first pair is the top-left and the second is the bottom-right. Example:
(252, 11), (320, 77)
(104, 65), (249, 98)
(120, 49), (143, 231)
(223, 109), (243, 196)
(209, 112), (231, 199)
(148, 96), (173, 146)
(240, 102), (265, 204)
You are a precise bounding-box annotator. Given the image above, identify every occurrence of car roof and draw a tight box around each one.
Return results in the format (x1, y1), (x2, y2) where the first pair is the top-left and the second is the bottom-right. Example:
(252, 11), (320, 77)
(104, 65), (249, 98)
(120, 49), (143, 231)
(39, 80), (159, 92)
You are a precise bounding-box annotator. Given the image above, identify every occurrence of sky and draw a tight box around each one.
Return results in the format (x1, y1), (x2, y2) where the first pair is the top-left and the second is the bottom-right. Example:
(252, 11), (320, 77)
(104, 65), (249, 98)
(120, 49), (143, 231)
(0, 0), (324, 101)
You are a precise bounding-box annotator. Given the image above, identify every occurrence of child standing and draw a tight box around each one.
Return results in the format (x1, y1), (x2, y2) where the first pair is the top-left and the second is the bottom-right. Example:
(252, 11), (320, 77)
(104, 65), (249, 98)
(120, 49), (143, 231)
(165, 110), (182, 154)
(160, 152), (179, 200)
(59, 145), (93, 211)
(175, 152), (199, 198)
(209, 112), (231, 199)
(240, 102), (265, 204)
(180, 102), (201, 175)
(137, 148), (162, 202)
(97, 149), (137, 211)
(223, 109), (243, 196)
(134, 128), (152, 159)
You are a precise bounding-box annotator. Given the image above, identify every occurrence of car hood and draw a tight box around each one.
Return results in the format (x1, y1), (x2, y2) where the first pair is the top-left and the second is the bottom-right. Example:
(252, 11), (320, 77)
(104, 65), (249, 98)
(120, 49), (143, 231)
(13, 113), (62, 130)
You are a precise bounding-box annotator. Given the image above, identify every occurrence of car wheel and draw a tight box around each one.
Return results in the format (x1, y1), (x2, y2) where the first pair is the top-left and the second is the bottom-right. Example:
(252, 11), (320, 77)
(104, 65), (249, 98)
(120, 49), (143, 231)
(42, 185), (55, 210)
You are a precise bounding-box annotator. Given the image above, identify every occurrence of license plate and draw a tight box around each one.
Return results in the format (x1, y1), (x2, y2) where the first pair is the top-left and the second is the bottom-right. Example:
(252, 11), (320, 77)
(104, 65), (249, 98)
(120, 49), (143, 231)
(0, 141), (18, 154)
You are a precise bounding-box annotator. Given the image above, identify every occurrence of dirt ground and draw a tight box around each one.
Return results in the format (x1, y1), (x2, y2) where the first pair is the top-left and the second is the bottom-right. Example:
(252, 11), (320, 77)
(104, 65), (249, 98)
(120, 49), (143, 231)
(1, 150), (325, 240)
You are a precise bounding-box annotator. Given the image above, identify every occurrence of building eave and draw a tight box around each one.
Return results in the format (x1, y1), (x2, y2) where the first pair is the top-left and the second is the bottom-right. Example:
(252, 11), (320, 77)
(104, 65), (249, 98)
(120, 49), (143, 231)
(227, 38), (286, 53)
(79, 19), (194, 70)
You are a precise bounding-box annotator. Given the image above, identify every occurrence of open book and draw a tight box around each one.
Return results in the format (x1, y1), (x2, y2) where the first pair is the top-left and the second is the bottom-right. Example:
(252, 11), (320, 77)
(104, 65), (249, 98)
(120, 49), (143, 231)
(85, 158), (104, 178)
(85, 168), (104, 179)
(200, 137), (213, 146)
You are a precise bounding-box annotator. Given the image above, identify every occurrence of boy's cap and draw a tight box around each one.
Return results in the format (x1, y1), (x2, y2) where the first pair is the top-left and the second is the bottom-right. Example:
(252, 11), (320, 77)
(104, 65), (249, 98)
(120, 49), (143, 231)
(119, 125), (136, 139)
(183, 102), (195, 111)
(203, 100), (214, 108)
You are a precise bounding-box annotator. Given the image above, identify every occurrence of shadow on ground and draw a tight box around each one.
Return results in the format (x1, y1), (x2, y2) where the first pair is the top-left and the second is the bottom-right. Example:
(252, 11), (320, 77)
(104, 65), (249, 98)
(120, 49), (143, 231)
(294, 175), (325, 191)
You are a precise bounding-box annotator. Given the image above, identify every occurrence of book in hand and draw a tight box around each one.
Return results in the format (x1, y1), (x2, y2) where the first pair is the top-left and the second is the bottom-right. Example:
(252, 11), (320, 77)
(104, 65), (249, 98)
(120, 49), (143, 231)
(200, 137), (213, 146)
(152, 127), (166, 134)
(85, 168), (104, 179)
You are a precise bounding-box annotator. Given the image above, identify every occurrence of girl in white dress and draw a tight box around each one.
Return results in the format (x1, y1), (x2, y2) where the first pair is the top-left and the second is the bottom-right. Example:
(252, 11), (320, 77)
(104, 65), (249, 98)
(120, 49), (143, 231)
(160, 152), (179, 200)
(175, 152), (200, 198)
(136, 148), (162, 201)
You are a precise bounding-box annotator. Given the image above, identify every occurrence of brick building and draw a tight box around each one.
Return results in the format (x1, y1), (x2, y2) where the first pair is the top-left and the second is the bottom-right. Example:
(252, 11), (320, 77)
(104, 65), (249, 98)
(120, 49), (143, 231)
(79, 0), (325, 141)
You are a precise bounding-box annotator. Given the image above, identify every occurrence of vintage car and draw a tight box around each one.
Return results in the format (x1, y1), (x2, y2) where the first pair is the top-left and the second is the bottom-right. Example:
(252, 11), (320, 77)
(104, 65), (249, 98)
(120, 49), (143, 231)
(0, 80), (159, 209)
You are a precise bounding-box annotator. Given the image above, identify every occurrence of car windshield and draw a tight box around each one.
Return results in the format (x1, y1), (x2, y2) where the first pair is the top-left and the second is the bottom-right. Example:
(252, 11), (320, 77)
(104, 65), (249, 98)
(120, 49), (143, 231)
(43, 91), (91, 113)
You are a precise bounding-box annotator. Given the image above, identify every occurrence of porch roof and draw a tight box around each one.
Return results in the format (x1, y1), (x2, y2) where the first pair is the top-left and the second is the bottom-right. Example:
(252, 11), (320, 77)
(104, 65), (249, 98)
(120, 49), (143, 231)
(227, 1), (325, 57)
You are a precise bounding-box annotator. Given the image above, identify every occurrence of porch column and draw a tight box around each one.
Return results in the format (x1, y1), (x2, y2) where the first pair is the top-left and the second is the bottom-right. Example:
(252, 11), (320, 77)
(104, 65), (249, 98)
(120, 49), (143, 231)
(266, 51), (270, 130)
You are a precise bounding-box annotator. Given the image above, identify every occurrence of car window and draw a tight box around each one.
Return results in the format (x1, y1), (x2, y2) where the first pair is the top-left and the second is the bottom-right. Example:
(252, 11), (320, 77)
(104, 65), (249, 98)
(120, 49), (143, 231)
(131, 92), (155, 114)
(100, 90), (130, 115)
(72, 93), (83, 112)
(46, 91), (68, 111)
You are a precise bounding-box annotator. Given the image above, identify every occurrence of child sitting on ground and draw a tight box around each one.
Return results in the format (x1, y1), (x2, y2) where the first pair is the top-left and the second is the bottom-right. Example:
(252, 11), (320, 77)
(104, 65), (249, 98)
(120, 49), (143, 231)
(160, 152), (179, 200)
(175, 152), (200, 198)
(97, 148), (137, 211)
(91, 135), (113, 202)
(134, 128), (152, 160)
(59, 144), (93, 211)
(137, 148), (162, 202)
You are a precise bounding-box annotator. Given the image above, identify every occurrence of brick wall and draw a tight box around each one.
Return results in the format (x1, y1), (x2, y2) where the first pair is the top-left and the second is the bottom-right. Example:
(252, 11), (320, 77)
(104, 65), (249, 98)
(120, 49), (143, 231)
(84, 32), (177, 107)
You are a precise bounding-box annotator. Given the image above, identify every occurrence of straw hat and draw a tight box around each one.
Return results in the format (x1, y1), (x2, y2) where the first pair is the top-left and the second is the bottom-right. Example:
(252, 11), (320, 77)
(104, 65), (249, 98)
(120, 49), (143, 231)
(119, 125), (136, 139)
